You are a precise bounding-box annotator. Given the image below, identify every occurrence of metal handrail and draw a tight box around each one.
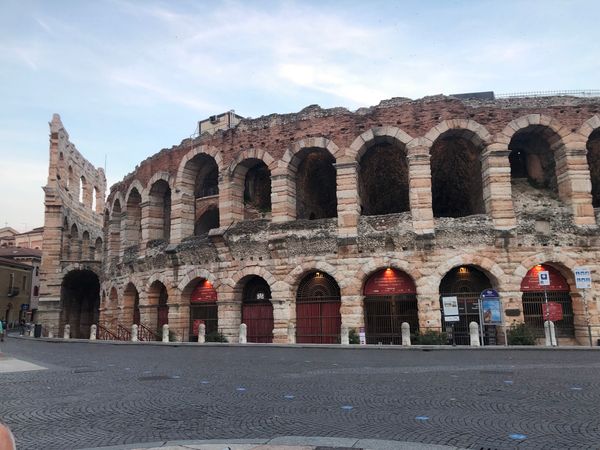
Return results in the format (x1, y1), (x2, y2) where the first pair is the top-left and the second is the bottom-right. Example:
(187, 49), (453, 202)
(497, 89), (600, 99)
(97, 324), (118, 341)
(138, 323), (158, 342)
(116, 324), (131, 341)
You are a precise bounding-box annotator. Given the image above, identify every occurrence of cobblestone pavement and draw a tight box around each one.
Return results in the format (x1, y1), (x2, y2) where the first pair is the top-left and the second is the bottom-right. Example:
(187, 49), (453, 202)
(1, 339), (600, 450)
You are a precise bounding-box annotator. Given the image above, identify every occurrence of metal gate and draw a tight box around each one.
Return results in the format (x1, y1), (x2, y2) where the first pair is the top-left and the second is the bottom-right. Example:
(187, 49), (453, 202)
(157, 305), (168, 330)
(189, 303), (217, 341)
(296, 272), (341, 344)
(522, 291), (574, 338)
(364, 295), (418, 344)
(242, 302), (273, 343)
(439, 293), (497, 345)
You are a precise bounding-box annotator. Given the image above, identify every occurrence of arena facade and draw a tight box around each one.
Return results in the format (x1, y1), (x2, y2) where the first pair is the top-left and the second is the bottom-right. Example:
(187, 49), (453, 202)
(38, 94), (600, 345)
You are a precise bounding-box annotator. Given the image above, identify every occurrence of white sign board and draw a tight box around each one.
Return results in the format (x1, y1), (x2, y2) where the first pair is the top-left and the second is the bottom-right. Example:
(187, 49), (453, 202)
(538, 271), (550, 286)
(574, 267), (592, 289)
(442, 296), (459, 322)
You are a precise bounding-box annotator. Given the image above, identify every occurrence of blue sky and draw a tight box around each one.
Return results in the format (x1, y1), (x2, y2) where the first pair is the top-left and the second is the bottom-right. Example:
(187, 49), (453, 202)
(1, 0), (599, 231)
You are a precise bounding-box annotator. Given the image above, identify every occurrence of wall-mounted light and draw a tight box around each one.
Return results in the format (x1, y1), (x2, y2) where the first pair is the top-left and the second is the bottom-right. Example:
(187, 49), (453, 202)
(458, 267), (468, 274)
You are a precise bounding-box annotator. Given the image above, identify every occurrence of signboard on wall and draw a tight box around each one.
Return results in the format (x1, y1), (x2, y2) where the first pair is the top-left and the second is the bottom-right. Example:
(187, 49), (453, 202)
(574, 267), (592, 289)
(542, 302), (563, 322)
(442, 296), (459, 322)
(364, 269), (416, 295)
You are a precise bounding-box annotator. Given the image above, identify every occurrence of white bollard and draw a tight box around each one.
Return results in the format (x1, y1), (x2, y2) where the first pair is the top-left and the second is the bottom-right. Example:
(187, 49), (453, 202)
(29, 327), (34, 337)
(89, 324), (97, 340)
(549, 321), (557, 347)
(469, 322), (480, 347)
(63, 324), (70, 339)
(48, 331), (54, 338)
(131, 324), (138, 342)
(198, 323), (206, 344)
(544, 321), (551, 346)
(341, 324), (349, 345)
(401, 322), (411, 346)
(239, 323), (247, 344)
(288, 322), (296, 344)
(162, 324), (169, 343)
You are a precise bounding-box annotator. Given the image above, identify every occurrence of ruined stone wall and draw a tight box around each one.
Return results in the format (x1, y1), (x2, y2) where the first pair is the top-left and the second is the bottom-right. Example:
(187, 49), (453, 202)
(38, 114), (106, 336)
(96, 95), (600, 345)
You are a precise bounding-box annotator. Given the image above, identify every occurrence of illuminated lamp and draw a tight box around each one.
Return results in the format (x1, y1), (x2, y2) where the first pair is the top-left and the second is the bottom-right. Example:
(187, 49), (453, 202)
(458, 266), (468, 274)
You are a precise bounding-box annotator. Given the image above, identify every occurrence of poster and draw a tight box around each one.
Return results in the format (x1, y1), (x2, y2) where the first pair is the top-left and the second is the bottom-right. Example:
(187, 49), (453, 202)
(482, 298), (502, 325)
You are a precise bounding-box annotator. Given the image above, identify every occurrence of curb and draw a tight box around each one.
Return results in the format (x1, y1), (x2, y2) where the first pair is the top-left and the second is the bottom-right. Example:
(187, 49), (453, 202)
(12, 335), (600, 350)
(80, 436), (466, 450)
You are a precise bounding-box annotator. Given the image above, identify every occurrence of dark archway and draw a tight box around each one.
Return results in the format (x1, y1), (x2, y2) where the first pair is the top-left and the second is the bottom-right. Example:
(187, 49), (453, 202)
(243, 160), (272, 218)
(521, 264), (574, 338)
(431, 130), (485, 218)
(194, 206), (220, 236)
(240, 276), (273, 343)
(148, 180), (172, 242)
(295, 148), (337, 220)
(61, 269), (100, 338)
(363, 268), (418, 344)
(586, 129), (600, 207)
(296, 271), (341, 343)
(125, 188), (142, 250)
(148, 280), (169, 332)
(439, 265), (493, 345)
(123, 283), (140, 325)
(359, 142), (409, 215)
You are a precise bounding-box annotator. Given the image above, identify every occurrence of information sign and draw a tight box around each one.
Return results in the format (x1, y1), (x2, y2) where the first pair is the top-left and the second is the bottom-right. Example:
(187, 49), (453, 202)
(542, 302), (563, 322)
(359, 327), (366, 345)
(538, 271), (550, 286)
(442, 296), (459, 322)
(481, 298), (502, 325)
(574, 267), (592, 289)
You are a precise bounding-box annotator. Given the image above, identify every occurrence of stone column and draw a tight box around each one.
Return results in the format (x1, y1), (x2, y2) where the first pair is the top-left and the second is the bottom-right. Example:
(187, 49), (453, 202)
(417, 292), (442, 332)
(481, 145), (517, 230)
(218, 172), (235, 226)
(563, 147), (596, 226)
(340, 294), (364, 331)
(334, 161), (360, 237)
(272, 299), (292, 343)
(270, 166), (296, 223)
(170, 191), (195, 244)
(217, 294), (241, 343)
(407, 146), (434, 235)
(167, 303), (189, 342)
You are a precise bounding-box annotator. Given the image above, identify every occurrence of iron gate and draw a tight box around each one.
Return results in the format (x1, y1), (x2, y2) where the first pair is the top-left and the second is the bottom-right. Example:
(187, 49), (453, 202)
(522, 291), (574, 338)
(189, 303), (218, 341)
(364, 295), (418, 344)
(296, 297), (341, 344)
(439, 293), (497, 345)
(242, 302), (274, 343)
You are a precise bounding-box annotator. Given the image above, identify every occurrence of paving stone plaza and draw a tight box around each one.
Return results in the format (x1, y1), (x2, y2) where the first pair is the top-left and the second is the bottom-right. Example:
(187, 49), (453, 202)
(1, 338), (600, 450)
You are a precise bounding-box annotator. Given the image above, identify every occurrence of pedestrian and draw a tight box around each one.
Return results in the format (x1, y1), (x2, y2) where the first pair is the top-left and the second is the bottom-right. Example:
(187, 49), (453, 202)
(0, 319), (4, 342)
(19, 318), (26, 336)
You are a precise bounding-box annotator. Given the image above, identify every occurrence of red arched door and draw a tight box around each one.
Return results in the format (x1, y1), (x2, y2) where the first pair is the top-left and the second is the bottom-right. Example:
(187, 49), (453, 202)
(296, 271), (341, 344)
(241, 276), (273, 343)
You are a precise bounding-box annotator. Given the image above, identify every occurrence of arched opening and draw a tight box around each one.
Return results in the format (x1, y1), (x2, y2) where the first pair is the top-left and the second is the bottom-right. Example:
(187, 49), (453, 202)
(109, 200), (122, 258)
(363, 268), (418, 344)
(586, 129), (600, 207)
(67, 165), (74, 191)
(70, 224), (81, 260)
(125, 188), (142, 250)
(236, 159), (272, 220)
(439, 265), (493, 345)
(509, 125), (563, 201)
(431, 130), (485, 218)
(61, 217), (70, 259)
(148, 180), (172, 242)
(188, 279), (218, 342)
(61, 269), (100, 338)
(148, 280), (169, 332)
(123, 283), (140, 325)
(194, 206), (219, 236)
(193, 155), (219, 198)
(79, 176), (87, 204)
(294, 148), (337, 220)
(296, 271), (341, 343)
(359, 141), (409, 215)
(94, 237), (103, 261)
(92, 187), (98, 212)
(104, 287), (119, 329)
(521, 264), (574, 339)
(81, 231), (90, 260)
(240, 276), (273, 343)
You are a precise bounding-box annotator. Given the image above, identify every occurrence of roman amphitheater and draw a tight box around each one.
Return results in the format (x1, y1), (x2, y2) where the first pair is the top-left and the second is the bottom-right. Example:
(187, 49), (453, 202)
(38, 93), (600, 346)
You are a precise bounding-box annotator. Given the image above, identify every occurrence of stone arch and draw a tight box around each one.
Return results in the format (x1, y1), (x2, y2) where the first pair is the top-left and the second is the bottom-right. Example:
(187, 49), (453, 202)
(174, 145), (224, 191)
(578, 115), (600, 142)
(428, 254), (505, 292)
(582, 116), (600, 207)
(283, 137), (341, 168)
(347, 127), (414, 162)
(426, 121), (491, 217)
(284, 260), (342, 293)
(229, 148), (277, 175)
(61, 263), (102, 280)
(355, 258), (421, 295)
(110, 192), (125, 216)
(232, 266), (278, 297)
(145, 175), (172, 243)
(143, 172), (173, 202)
(124, 180), (145, 205)
(513, 252), (579, 283)
(500, 114), (568, 144)
(177, 267), (220, 295)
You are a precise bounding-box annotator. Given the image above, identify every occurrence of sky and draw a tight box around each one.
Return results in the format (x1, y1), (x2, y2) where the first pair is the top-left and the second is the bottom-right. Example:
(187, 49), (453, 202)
(1, 0), (599, 232)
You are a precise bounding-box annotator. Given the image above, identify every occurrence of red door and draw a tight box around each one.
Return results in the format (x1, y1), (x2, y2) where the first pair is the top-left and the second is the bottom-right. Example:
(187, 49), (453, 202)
(157, 305), (169, 329)
(296, 300), (341, 344)
(242, 303), (273, 343)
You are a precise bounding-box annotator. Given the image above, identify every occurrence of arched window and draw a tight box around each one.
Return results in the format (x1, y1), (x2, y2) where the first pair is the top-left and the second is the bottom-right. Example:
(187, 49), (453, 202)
(148, 180), (172, 242)
(125, 188), (142, 250)
(294, 148), (337, 220)
(586, 129), (600, 207)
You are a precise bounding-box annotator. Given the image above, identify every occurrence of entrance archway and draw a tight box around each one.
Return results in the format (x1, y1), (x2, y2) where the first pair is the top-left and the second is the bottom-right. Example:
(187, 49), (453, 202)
(296, 271), (341, 344)
(189, 279), (218, 341)
(240, 276), (274, 343)
(61, 269), (100, 338)
(521, 264), (575, 338)
(148, 280), (169, 332)
(363, 268), (418, 344)
(439, 265), (493, 345)
(123, 283), (140, 325)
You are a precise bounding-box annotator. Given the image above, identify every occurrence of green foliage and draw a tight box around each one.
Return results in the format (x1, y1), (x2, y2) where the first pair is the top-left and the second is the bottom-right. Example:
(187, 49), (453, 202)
(507, 323), (537, 346)
(413, 330), (448, 345)
(206, 331), (228, 343)
(348, 328), (360, 344)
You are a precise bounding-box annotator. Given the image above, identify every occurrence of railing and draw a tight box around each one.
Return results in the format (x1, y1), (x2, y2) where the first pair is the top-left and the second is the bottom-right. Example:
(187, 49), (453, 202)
(116, 324), (131, 341)
(497, 89), (600, 99)
(138, 323), (158, 342)
(97, 324), (118, 341)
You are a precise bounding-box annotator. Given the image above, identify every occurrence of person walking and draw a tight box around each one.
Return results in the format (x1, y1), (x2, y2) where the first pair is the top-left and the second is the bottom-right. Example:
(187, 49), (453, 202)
(0, 319), (4, 342)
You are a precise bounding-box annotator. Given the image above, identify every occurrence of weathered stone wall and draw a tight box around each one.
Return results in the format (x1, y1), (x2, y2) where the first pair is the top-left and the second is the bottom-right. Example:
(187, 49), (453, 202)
(59, 96), (600, 344)
(38, 114), (106, 336)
